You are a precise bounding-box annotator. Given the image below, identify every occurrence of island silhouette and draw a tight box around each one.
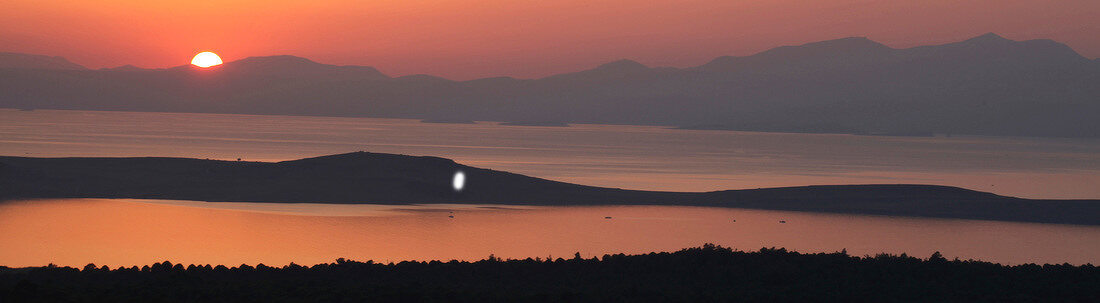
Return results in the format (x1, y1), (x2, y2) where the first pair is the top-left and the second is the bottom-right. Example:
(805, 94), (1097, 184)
(2, 151), (1097, 225)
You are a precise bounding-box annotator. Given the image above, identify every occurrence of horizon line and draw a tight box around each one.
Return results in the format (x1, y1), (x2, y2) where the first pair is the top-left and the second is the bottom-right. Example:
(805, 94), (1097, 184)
(3, 32), (1096, 81)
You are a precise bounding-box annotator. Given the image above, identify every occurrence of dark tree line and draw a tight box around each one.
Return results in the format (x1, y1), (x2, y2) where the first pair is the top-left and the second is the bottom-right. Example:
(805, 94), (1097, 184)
(2, 244), (1097, 302)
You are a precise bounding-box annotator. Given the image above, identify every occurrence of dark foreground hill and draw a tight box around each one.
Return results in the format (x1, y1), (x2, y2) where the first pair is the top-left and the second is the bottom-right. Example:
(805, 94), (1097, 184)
(2, 245), (1098, 302)
(2, 152), (1098, 225)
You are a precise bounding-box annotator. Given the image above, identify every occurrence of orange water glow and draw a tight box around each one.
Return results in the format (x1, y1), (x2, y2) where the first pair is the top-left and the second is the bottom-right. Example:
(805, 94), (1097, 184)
(1, 199), (1098, 268)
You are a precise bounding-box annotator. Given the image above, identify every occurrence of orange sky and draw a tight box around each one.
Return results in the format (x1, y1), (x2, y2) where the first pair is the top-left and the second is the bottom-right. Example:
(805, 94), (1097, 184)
(2, 0), (1098, 80)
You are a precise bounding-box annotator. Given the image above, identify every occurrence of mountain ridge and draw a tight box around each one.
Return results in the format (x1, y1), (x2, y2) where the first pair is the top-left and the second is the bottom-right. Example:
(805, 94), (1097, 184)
(6, 33), (1091, 80)
(2, 33), (1098, 137)
(0, 52), (87, 70)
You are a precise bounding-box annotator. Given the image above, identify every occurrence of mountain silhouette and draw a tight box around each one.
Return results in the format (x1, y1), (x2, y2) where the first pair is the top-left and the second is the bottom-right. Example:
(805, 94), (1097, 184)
(2, 152), (1098, 225)
(1, 33), (1098, 137)
(0, 52), (87, 70)
(101, 64), (148, 72)
(697, 37), (895, 74)
(202, 55), (390, 80)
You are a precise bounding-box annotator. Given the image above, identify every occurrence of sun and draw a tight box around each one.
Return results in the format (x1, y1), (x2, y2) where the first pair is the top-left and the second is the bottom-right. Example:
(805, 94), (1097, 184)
(190, 52), (223, 68)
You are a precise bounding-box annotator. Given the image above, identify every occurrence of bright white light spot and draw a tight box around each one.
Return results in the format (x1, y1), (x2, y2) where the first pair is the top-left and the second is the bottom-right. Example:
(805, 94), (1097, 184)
(452, 171), (466, 192)
(190, 51), (223, 68)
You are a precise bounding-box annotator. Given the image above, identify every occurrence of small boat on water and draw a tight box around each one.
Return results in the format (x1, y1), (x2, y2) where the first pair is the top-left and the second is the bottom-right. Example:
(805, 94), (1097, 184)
(448, 215), (455, 218)
(779, 220), (786, 223)
(604, 216), (612, 219)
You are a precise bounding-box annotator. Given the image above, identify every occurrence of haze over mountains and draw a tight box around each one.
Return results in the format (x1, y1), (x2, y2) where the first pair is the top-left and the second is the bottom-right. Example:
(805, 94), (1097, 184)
(0, 52), (86, 70)
(2, 33), (1098, 137)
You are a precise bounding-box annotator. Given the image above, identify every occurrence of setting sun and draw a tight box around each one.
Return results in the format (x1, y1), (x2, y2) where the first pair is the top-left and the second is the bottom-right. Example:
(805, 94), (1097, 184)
(190, 51), (223, 68)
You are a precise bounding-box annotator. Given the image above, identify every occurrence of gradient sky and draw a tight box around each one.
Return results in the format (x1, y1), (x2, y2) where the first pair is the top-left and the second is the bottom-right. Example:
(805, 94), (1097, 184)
(2, 0), (1098, 80)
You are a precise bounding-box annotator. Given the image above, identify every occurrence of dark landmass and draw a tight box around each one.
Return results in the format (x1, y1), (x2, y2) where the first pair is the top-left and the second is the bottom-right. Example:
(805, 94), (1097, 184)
(420, 118), (476, 124)
(2, 244), (1097, 302)
(0, 52), (86, 70)
(499, 121), (570, 127)
(2, 152), (1097, 225)
(3, 33), (1099, 138)
(100, 64), (147, 72)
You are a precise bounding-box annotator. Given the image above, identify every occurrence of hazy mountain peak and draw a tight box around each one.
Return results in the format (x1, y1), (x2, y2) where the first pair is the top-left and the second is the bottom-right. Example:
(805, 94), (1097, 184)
(698, 37), (893, 72)
(952, 33), (1018, 49)
(813, 36), (878, 45)
(904, 33), (1093, 65)
(747, 37), (894, 63)
(778, 36), (892, 53)
(540, 59), (651, 80)
(0, 52), (87, 70)
(595, 59), (649, 71)
(220, 55), (388, 79)
(227, 55), (321, 68)
(966, 32), (1009, 43)
(700, 55), (736, 66)
(101, 64), (146, 71)
(396, 74), (452, 82)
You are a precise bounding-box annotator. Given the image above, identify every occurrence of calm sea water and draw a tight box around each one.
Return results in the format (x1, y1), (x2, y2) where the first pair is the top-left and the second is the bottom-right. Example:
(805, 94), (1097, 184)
(1, 199), (1097, 268)
(2, 109), (1099, 199)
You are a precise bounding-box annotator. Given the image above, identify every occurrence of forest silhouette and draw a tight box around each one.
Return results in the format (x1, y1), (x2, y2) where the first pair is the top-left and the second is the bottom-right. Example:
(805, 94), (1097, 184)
(2, 245), (1097, 302)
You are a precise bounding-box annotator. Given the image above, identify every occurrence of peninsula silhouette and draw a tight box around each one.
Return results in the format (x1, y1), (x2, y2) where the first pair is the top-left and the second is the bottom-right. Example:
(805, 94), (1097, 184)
(2, 152), (1097, 225)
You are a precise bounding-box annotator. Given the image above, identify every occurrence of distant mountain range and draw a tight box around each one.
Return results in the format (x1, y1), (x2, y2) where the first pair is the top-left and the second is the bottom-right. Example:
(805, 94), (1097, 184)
(0, 52), (88, 70)
(2, 152), (1098, 225)
(2, 33), (1099, 137)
